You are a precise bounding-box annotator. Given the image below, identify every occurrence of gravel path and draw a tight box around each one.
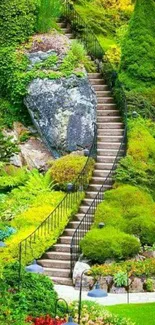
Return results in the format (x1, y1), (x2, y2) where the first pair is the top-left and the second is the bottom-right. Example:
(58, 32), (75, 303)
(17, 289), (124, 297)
(54, 285), (155, 305)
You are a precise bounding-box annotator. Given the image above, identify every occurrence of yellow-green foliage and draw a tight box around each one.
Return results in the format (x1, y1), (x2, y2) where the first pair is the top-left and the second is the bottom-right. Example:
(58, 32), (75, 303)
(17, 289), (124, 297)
(81, 226), (140, 263)
(106, 44), (121, 69)
(50, 154), (95, 189)
(115, 118), (155, 196)
(0, 191), (84, 268)
(94, 185), (155, 246)
(128, 118), (155, 162)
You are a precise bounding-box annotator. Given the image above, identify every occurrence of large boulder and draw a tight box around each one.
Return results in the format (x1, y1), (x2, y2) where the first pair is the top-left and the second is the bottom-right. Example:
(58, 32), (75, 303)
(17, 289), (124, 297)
(24, 75), (97, 154)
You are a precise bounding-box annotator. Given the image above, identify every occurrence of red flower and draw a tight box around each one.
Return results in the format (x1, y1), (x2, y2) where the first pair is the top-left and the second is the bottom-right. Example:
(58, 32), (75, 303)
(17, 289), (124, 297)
(26, 315), (66, 325)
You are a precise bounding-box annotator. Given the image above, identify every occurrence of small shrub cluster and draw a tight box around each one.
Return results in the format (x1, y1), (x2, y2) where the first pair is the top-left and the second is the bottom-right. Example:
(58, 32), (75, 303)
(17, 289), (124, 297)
(50, 154), (95, 190)
(71, 301), (134, 325)
(0, 132), (19, 162)
(37, 0), (62, 33)
(0, 263), (58, 323)
(90, 258), (155, 278)
(115, 118), (155, 198)
(81, 184), (155, 263)
(80, 226), (140, 263)
(0, 0), (38, 46)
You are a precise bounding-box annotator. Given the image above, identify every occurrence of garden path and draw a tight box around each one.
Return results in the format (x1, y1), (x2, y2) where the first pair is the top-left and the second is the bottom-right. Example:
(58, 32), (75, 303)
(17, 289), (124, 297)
(54, 284), (155, 305)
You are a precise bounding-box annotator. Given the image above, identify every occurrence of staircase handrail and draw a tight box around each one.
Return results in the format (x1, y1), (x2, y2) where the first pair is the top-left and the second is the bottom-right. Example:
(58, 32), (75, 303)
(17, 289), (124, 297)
(18, 121), (97, 284)
(63, 1), (128, 276)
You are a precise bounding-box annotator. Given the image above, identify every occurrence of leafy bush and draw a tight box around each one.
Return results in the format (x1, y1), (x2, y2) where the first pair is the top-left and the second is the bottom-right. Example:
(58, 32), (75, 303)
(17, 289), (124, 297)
(71, 301), (134, 325)
(50, 154), (95, 190)
(0, 226), (16, 241)
(120, 0), (155, 90)
(0, 165), (29, 191)
(113, 271), (128, 287)
(0, 132), (19, 162)
(90, 258), (155, 278)
(37, 0), (62, 32)
(127, 216), (155, 245)
(0, 191), (84, 267)
(0, 0), (38, 46)
(80, 226), (140, 263)
(0, 262), (58, 320)
(115, 118), (155, 197)
(93, 185), (155, 247)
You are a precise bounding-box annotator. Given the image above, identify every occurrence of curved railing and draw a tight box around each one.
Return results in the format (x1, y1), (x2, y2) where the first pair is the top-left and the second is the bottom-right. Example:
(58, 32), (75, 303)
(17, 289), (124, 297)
(63, 2), (128, 276)
(18, 122), (97, 284)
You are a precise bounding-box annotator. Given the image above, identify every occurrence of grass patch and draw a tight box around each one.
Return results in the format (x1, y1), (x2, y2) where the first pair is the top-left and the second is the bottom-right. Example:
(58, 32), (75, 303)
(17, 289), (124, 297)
(106, 303), (155, 325)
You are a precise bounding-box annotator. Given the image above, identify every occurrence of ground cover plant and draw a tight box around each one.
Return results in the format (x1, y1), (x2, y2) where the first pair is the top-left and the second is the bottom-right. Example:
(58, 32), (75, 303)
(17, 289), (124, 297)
(106, 303), (155, 325)
(70, 301), (134, 325)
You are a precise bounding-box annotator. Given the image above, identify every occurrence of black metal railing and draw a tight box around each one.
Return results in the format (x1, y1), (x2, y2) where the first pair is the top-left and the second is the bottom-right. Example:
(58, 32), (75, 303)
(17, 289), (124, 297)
(18, 122), (97, 286)
(63, 1), (128, 276)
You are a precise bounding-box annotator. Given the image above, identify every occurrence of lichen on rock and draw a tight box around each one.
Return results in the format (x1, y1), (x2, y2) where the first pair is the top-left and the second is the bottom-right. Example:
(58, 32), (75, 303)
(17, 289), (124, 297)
(25, 74), (97, 154)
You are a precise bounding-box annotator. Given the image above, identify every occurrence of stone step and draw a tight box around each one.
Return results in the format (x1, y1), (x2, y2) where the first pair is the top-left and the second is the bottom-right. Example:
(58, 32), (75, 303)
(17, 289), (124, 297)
(94, 170), (112, 178)
(98, 129), (124, 135)
(49, 277), (73, 286)
(96, 91), (111, 97)
(86, 191), (98, 199)
(79, 205), (93, 213)
(97, 116), (122, 123)
(82, 198), (95, 206)
(44, 268), (71, 277)
(44, 251), (71, 260)
(97, 142), (122, 149)
(57, 22), (66, 28)
(88, 73), (102, 78)
(61, 28), (71, 33)
(53, 244), (70, 252)
(97, 98), (114, 104)
(88, 183), (111, 191)
(97, 110), (120, 116)
(97, 103), (116, 109)
(95, 162), (114, 170)
(97, 122), (124, 129)
(59, 236), (72, 244)
(93, 85), (109, 91)
(89, 79), (105, 85)
(96, 156), (120, 163)
(65, 33), (74, 39)
(97, 148), (123, 156)
(97, 135), (123, 142)
(91, 177), (113, 185)
(68, 221), (82, 229)
(63, 228), (85, 236)
(38, 259), (70, 269)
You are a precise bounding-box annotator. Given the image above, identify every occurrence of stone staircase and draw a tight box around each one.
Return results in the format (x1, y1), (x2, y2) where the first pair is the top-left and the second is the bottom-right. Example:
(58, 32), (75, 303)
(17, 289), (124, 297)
(37, 23), (124, 286)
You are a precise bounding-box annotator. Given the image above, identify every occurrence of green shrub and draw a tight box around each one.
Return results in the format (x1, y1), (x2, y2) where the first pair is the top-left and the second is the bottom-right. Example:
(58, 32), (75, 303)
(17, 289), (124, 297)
(0, 132), (19, 162)
(37, 0), (62, 33)
(81, 226), (140, 263)
(0, 262), (58, 319)
(127, 216), (155, 246)
(144, 278), (154, 292)
(0, 165), (29, 191)
(120, 0), (155, 89)
(94, 201), (126, 231)
(50, 154), (95, 190)
(0, 0), (38, 46)
(90, 258), (155, 278)
(93, 185), (155, 247)
(0, 191), (84, 267)
(115, 118), (155, 196)
(0, 97), (30, 129)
